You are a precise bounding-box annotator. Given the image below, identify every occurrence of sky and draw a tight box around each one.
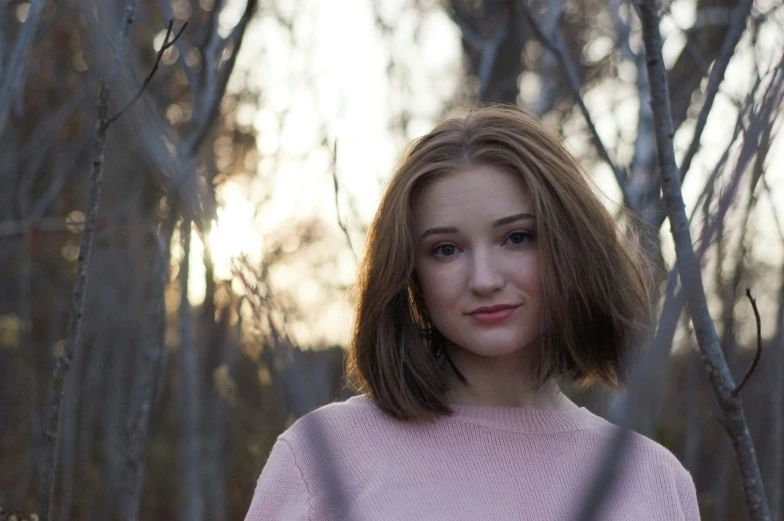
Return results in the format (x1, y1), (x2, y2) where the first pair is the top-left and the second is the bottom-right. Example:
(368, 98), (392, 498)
(186, 0), (784, 347)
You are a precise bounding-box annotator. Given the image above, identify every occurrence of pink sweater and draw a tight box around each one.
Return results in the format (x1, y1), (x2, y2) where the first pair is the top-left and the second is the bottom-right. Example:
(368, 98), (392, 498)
(244, 395), (700, 520)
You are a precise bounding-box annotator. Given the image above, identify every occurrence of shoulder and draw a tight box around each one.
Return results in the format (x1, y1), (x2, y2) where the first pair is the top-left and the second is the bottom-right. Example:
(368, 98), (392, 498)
(579, 413), (699, 518)
(278, 394), (395, 451)
(587, 413), (697, 500)
(577, 411), (695, 483)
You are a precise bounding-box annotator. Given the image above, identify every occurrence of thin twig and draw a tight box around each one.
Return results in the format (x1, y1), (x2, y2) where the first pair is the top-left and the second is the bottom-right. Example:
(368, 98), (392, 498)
(106, 20), (188, 126)
(635, 1), (771, 520)
(328, 139), (357, 263)
(733, 289), (763, 396)
(155, 0), (199, 89)
(38, 81), (111, 521)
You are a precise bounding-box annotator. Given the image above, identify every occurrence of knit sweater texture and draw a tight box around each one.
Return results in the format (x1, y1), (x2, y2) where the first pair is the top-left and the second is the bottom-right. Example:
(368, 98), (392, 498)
(244, 394), (700, 521)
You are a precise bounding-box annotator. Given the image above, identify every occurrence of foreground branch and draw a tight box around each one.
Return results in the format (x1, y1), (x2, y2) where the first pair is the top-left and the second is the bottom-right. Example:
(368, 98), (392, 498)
(38, 81), (111, 521)
(634, 1), (771, 520)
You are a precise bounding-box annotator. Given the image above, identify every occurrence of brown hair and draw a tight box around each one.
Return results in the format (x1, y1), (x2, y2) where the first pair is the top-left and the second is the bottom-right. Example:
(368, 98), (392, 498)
(346, 104), (653, 421)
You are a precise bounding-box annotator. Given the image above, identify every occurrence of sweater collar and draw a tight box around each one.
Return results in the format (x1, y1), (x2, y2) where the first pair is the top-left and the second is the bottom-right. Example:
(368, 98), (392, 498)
(348, 394), (607, 434)
(447, 403), (605, 433)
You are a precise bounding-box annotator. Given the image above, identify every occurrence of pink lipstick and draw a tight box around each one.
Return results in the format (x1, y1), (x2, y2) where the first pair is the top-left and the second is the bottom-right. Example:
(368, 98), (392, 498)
(469, 304), (519, 325)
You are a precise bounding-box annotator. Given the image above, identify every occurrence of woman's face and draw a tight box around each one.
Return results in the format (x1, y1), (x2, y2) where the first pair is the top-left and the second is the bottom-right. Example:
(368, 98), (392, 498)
(413, 164), (543, 365)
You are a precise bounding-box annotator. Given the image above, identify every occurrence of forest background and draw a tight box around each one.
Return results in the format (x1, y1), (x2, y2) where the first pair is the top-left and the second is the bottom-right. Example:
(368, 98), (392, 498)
(0, 0), (783, 520)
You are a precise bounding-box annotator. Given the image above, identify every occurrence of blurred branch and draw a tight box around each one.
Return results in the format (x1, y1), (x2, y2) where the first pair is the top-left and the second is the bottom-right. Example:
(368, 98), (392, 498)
(720, 115), (770, 349)
(572, 266), (685, 520)
(115, 0), (139, 67)
(678, 0), (754, 181)
(198, 0), (226, 88)
(683, 75), (761, 234)
(519, 1), (627, 195)
(0, 0), (48, 134)
(635, 1), (771, 521)
(185, 0), (258, 155)
(0, 218), (91, 238)
(119, 228), (169, 521)
(762, 174), (784, 245)
(177, 216), (204, 521)
(451, 14), (509, 101)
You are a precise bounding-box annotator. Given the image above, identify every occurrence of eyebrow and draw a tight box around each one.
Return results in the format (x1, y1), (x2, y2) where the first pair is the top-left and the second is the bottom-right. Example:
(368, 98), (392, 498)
(419, 212), (535, 239)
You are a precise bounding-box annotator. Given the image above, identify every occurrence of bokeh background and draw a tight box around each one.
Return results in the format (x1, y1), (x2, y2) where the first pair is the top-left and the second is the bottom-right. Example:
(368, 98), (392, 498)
(0, 0), (782, 520)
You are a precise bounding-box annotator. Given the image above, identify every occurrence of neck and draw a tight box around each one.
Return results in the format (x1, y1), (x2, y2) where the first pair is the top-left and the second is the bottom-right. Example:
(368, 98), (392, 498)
(444, 345), (577, 411)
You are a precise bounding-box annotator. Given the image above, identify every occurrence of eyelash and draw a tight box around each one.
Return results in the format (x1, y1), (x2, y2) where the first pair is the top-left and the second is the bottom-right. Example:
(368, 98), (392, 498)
(429, 230), (534, 258)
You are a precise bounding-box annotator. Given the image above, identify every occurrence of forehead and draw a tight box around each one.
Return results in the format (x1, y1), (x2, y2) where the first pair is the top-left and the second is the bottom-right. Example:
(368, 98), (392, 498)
(413, 165), (531, 229)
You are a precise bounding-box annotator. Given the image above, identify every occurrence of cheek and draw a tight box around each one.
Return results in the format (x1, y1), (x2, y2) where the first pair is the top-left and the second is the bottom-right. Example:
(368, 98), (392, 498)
(418, 266), (462, 309)
(512, 256), (543, 294)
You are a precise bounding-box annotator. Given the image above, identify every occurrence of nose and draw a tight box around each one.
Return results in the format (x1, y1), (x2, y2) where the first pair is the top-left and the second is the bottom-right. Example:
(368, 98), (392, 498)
(468, 250), (505, 295)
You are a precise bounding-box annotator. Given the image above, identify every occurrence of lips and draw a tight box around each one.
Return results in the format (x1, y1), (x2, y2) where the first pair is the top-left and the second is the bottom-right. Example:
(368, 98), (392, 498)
(470, 304), (519, 314)
(469, 304), (520, 325)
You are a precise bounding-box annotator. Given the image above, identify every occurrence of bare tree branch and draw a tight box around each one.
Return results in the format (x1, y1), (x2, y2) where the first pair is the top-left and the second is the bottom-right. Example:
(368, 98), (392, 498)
(38, 80), (111, 521)
(520, 1), (628, 194)
(0, 0), (48, 134)
(451, 13), (509, 101)
(118, 228), (169, 521)
(185, 0), (258, 155)
(327, 139), (357, 263)
(635, 1), (772, 519)
(177, 216), (204, 521)
(155, 0), (200, 89)
(678, 0), (754, 181)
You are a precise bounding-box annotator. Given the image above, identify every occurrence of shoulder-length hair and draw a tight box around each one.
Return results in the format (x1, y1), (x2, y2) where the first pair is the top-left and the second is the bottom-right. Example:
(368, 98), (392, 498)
(346, 104), (654, 421)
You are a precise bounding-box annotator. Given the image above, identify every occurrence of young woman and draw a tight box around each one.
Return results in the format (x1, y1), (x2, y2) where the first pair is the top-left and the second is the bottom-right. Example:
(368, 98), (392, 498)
(244, 105), (700, 521)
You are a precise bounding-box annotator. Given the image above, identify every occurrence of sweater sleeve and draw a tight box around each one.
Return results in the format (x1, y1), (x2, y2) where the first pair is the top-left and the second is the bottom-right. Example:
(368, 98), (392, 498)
(674, 465), (701, 521)
(244, 438), (312, 521)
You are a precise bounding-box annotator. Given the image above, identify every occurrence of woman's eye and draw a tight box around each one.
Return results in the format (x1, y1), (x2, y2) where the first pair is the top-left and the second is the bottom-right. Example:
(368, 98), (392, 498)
(432, 244), (458, 258)
(506, 231), (533, 245)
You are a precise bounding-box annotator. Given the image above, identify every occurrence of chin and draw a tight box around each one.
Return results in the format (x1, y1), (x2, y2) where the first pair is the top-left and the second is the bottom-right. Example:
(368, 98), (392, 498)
(446, 328), (539, 359)
(453, 339), (530, 359)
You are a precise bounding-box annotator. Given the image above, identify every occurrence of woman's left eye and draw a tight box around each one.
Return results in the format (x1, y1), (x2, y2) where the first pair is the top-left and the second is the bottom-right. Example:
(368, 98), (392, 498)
(505, 231), (533, 245)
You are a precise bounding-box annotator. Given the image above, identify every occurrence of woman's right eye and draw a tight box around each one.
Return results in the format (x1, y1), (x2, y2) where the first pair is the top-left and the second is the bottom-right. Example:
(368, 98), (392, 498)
(431, 244), (458, 258)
